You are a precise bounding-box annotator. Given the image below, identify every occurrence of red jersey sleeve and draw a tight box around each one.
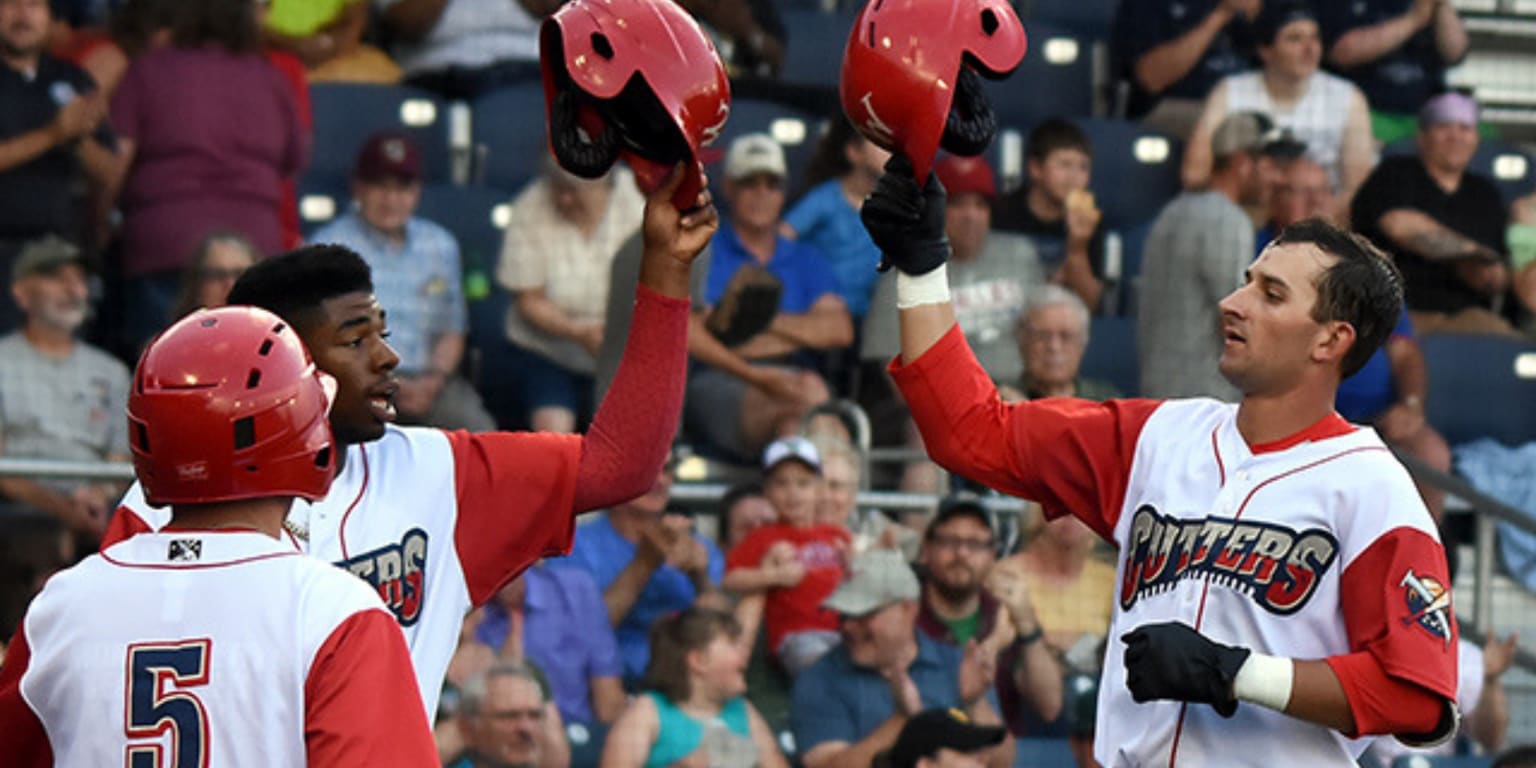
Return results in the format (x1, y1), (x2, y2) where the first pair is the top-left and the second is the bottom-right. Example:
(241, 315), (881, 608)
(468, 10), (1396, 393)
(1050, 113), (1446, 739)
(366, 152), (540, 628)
(1326, 527), (1459, 739)
(0, 625), (53, 768)
(889, 326), (1159, 540)
(726, 528), (776, 572)
(304, 610), (437, 767)
(99, 504), (153, 550)
(448, 430), (583, 606)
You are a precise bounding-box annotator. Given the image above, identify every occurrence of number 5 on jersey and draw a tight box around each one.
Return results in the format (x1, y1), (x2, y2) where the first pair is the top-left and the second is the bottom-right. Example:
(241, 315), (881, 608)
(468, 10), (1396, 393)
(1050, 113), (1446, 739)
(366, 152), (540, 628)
(125, 639), (212, 768)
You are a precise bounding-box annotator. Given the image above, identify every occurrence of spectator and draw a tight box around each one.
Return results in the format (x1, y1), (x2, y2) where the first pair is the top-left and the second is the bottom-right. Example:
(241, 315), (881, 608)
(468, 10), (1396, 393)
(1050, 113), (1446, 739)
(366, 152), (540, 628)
(998, 285), (1118, 404)
(918, 495), (1064, 727)
(1257, 156), (1337, 252)
(1497, 745), (1536, 768)
(1112, 0), (1260, 139)
(169, 230), (258, 320)
(1352, 91), (1522, 336)
(686, 133), (849, 463)
(1362, 631), (1518, 766)
(601, 607), (790, 768)
(311, 132), (495, 432)
(784, 118), (890, 394)
(812, 433), (919, 560)
(263, 0), (400, 83)
(993, 119), (1108, 313)
(791, 549), (1015, 768)
(724, 436), (851, 675)
(110, 0), (306, 347)
(559, 462), (726, 684)
(865, 154), (1045, 387)
(451, 662), (571, 768)
(499, 160), (644, 432)
(877, 708), (1008, 768)
(375, 0), (546, 99)
(1319, 0), (1469, 143)
(464, 562), (626, 727)
(0, 237), (128, 537)
(0, 0), (116, 330)
(1138, 112), (1295, 400)
(719, 481), (775, 552)
(45, 0), (129, 93)
(1183, 0), (1375, 211)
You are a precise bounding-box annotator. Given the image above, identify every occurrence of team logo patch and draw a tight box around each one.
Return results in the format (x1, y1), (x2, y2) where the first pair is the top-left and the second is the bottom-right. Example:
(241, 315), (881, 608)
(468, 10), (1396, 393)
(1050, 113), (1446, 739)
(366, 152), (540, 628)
(1401, 569), (1453, 649)
(167, 539), (202, 562)
(338, 528), (429, 626)
(1120, 505), (1339, 615)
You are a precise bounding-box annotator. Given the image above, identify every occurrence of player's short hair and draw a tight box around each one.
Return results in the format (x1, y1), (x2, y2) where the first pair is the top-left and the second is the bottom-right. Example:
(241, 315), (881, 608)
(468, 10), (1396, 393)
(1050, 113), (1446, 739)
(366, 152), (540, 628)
(643, 607), (740, 704)
(458, 662), (549, 717)
(1026, 118), (1092, 164)
(225, 245), (374, 334)
(1271, 218), (1403, 379)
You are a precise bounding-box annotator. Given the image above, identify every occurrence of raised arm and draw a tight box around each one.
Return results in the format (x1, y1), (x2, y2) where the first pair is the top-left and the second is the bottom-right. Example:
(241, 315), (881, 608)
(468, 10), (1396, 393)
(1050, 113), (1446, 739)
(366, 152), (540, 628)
(1133, 1), (1249, 94)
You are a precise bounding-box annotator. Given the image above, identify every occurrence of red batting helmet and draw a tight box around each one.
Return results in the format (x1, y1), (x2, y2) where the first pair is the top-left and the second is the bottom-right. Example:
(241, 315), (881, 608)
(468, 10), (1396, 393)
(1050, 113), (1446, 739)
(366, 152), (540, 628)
(540, 0), (731, 210)
(128, 306), (336, 507)
(840, 0), (1027, 180)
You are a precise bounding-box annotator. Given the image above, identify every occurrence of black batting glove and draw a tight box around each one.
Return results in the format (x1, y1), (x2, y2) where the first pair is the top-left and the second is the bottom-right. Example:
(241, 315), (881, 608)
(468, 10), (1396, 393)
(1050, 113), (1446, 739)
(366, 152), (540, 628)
(1122, 621), (1251, 718)
(859, 154), (951, 276)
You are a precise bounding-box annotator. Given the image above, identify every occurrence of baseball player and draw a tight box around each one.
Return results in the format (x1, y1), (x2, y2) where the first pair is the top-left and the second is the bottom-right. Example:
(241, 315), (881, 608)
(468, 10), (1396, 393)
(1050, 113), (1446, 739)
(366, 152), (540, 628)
(861, 156), (1458, 766)
(0, 306), (435, 766)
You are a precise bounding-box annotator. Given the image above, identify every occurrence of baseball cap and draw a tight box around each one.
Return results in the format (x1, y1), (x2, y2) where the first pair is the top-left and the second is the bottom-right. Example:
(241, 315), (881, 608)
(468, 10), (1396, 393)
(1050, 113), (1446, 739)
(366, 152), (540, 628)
(1419, 91), (1479, 128)
(763, 435), (821, 476)
(354, 132), (422, 183)
(926, 492), (996, 539)
(1253, 0), (1316, 45)
(725, 133), (788, 181)
(885, 708), (1007, 768)
(933, 154), (996, 200)
(823, 548), (920, 616)
(1211, 112), (1307, 162)
(12, 235), (83, 283)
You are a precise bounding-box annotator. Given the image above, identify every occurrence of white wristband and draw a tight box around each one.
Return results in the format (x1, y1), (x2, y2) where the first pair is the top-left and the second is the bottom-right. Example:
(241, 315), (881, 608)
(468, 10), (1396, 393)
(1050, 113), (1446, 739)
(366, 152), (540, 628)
(895, 264), (951, 309)
(1232, 653), (1294, 712)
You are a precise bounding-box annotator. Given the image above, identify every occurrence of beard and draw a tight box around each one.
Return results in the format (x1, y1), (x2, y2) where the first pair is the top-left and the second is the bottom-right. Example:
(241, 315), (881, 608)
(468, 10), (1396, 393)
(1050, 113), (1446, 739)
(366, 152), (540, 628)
(930, 567), (981, 603)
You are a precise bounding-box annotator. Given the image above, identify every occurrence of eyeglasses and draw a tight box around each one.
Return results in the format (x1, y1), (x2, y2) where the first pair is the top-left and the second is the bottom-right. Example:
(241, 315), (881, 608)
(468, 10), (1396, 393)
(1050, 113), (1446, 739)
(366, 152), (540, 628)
(928, 535), (995, 554)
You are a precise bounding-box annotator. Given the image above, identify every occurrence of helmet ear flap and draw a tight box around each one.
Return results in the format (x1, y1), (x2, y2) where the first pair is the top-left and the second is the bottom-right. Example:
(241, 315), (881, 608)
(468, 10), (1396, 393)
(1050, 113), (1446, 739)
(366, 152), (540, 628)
(549, 89), (621, 179)
(939, 68), (997, 158)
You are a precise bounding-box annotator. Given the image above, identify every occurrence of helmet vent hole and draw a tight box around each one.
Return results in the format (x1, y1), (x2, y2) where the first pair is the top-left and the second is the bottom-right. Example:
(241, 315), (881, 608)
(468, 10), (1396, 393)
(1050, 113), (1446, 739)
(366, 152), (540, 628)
(258, 339), (274, 356)
(272, 323), (285, 335)
(981, 9), (999, 35)
(866, 20), (876, 47)
(591, 33), (614, 60)
(315, 446), (332, 468)
(135, 422), (150, 453)
(246, 369), (262, 389)
(234, 417), (256, 451)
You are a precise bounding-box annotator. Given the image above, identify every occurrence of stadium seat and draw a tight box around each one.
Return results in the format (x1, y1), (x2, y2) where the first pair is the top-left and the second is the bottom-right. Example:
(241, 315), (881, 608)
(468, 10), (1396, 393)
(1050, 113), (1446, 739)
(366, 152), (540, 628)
(415, 183), (513, 279)
(985, 22), (1094, 127)
(471, 82), (551, 192)
(1077, 118), (1183, 230)
(1081, 315), (1139, 397)
(780, 8), (859, 89)
(1420, 333), (1536, 447)
(1382, 136), (1536, 208)
(707, 97), (823, 203)
(1013, 737), (1077, 768)
(307, 83), (454, 189)
(1023, 0), (1118, 41)
(566, 720), (609, 768)
(295, 176), (349, 238)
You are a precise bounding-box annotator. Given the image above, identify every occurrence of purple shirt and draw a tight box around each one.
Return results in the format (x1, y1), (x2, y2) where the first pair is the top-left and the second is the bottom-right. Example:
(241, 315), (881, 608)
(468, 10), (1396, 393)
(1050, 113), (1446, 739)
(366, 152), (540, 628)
(474, 563), (622, 725)
(110, 46), (307, 275)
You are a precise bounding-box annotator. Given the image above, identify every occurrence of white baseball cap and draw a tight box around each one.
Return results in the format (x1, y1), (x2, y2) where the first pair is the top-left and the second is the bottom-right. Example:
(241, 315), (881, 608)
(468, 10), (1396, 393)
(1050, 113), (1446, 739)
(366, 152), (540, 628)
(725, 133), (787, 181)
(762, 435), (821, 475)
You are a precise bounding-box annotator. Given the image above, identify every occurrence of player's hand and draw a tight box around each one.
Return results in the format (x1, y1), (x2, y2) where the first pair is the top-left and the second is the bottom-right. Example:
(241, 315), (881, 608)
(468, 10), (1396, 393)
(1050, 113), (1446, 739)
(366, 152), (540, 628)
(1122, 621), (1250, 717)
(642, 162), (718, 267)
(860, 154), (951, 276)
(1484, 632), (1520, 681)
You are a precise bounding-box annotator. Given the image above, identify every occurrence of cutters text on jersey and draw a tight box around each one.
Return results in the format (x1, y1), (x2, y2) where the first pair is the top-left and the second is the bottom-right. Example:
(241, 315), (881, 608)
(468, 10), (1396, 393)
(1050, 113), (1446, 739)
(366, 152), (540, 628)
(339, 527), (428, 626)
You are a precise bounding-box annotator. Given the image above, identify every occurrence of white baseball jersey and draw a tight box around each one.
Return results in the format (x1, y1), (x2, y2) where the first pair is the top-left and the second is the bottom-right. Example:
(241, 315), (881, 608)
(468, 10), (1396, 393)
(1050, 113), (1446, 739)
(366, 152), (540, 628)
(892, 327), (1459, 768)
(0, 530), (435, 767)
(101, 425), (583, 720)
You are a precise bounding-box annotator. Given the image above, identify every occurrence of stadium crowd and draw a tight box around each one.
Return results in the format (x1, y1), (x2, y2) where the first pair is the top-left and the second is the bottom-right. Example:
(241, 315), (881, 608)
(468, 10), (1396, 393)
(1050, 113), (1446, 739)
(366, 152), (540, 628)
(3, 0), (1536, 764)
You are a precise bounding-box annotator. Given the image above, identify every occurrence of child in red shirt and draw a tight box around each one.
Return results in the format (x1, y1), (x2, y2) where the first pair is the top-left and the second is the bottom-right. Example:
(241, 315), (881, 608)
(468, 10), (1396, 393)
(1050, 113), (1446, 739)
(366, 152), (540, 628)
(725, 436), (851, 675)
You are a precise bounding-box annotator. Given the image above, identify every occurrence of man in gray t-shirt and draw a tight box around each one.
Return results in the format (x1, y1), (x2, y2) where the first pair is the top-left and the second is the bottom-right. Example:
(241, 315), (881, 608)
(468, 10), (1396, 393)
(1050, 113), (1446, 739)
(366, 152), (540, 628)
(1137, 112), (1299, 401)
(864, 155), (1045, 385)
(0, 237), (129, 536)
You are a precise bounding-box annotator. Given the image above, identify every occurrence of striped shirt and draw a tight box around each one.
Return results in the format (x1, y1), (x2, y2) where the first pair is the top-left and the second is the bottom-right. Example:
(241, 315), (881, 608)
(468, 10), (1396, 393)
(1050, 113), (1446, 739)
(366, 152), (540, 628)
(1224, 70), (1358, 188)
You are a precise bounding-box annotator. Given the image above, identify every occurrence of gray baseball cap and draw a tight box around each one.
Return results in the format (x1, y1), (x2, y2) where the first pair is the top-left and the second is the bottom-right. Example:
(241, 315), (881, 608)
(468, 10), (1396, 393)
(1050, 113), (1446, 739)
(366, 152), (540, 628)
(11, 235), (82, 284)
(823, 549), (920, 617)
(1211, 111), (1307, 162)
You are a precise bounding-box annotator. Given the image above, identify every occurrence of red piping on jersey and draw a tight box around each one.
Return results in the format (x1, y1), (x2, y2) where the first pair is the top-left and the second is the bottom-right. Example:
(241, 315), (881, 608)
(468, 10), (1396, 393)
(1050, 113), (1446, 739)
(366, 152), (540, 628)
(1166, 442), (1389, 767)
(100, 549), (298, 571)
(336, 444), (372, 561)
(1211, 429), (1226, 485)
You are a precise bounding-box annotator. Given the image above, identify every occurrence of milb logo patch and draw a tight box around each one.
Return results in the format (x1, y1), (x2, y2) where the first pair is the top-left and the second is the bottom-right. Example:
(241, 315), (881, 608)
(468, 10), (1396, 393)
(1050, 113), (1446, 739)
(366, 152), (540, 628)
(338, 528), (429, 626)
(1401, 569), (1453, 649)
(1120, 505), (1339, 615)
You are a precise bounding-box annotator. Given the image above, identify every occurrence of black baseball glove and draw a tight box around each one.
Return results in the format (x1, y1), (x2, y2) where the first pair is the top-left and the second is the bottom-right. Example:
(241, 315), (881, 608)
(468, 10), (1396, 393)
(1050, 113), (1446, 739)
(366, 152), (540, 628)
(859, 154), (951, 277)
(1122, 621), (1251, 718)
(705, 263), (782, 347)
